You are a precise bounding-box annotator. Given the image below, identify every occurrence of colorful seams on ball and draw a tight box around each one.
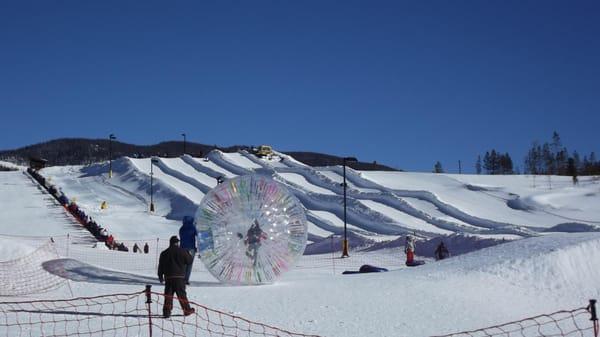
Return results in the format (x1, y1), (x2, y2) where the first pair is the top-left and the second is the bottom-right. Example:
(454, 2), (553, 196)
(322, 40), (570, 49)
(195, 175), (308, 285)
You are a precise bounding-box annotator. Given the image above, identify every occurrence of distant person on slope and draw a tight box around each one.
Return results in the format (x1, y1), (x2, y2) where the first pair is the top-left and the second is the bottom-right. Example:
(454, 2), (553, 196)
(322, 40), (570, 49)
(179, 215), (198, 285)
(405, 235), (415, 265)
(405, 235), (426, 267)
(106, 234), (115, 249)
(157, 236), (195, 318)
(434, 241), (450, 260)
(143, 242), (149, 254)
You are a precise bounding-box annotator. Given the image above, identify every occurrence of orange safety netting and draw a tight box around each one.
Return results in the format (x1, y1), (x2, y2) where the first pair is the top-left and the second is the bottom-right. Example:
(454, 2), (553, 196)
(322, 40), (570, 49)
(431, 302), (599, 337)
(0, 287), (323, 337)
(0, 241), (69, 297)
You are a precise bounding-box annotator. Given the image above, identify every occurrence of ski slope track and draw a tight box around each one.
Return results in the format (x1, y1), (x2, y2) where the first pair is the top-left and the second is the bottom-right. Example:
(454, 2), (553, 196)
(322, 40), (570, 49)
(228, 151), (411, 236)
(332, 166), (534, 236)
(80, 158), (199, 220)
(38, 150), (600, 245)
(238, 151), (533, 237)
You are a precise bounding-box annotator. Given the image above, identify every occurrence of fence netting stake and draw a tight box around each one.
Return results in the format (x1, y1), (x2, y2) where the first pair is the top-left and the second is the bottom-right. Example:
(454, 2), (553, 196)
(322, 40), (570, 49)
(145, 284), (153, 337)
(589, 299), (598, 337)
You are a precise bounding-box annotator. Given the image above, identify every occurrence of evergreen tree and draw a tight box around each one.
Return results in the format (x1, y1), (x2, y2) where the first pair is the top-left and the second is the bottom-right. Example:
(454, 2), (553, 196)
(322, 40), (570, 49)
(525, 142), (546, 174)
(582, 155), (590, 175)
(483, 149), (500, 174)
(588, 152), (598, 175)
(483, 151), (491, 174)
(542, 143), (554, 175)
(482, 150), (513, 174)
(572, 151), (581, 172)
(551, 131), (562, 156)
(434, 161), (444, 173)
(524, 142), (541, 174)
(475, 155), (482, 174)
(556, 149), (569, 175)
(522, 132), (600, 176)
(499, 153), (514, 174)
(567, 157), (578, 184)
(492, 150), (499, 174)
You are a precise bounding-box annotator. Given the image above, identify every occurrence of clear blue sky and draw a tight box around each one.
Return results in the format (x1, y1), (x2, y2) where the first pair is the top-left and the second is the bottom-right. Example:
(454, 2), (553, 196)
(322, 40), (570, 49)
(1, 1), (598, 172)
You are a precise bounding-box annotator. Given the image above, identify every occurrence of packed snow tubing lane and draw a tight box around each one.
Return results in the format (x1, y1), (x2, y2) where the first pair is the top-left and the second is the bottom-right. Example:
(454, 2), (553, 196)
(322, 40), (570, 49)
(239, 150), (522, 237)
(431, 300), (599, 337)
(0, 241), (70, 296)
(0, 285), (322, 337)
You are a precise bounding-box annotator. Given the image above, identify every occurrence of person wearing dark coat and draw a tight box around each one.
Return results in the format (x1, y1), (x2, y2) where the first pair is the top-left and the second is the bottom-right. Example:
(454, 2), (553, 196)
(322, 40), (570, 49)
(157, 236), (195, 318)
(143, 242), (149, 254)
(434, 241), (450, 260)
(244, 219), (267, 267)
(178, 215), (198, 285)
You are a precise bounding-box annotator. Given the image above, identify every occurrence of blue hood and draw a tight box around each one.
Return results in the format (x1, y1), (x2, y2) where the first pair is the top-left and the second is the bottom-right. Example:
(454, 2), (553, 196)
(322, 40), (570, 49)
(179, 216), (198, 249)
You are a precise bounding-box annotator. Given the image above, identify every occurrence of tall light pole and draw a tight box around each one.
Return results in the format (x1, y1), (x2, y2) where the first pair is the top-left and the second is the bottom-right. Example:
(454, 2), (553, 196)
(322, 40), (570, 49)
(150, 157), (159, 212)
(108, 134), (116, 178)
(341, 156), (357, 258)
(181, 133), (186, 156)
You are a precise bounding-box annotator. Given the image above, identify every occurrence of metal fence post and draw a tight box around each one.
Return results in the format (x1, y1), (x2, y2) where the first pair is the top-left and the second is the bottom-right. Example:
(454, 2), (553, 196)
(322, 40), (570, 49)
(145, 285), (153, 337)
(66, 233), (70, 257)
(589, 299), (598, 337)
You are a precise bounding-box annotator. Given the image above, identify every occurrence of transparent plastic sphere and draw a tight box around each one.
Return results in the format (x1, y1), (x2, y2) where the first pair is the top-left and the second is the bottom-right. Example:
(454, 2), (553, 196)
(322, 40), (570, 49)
(195, 175), (307, 285)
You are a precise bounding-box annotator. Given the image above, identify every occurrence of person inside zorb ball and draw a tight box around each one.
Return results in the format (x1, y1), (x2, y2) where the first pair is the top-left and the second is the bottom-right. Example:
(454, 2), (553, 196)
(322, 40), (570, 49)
(194, 175), (308, 285)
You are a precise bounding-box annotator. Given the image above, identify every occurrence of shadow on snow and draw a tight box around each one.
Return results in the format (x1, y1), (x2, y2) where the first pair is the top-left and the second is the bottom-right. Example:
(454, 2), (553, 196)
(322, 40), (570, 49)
(42, 258), (223, 287)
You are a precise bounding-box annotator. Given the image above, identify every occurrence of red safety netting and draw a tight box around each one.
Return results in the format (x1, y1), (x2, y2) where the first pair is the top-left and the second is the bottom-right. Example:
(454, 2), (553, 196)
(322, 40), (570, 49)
(0, 292), (145, 336)
(431, 305), (599, 337)
(147, 290), (321, 337)
(0, 288), (323, 337)
(0, 241), (69, 297)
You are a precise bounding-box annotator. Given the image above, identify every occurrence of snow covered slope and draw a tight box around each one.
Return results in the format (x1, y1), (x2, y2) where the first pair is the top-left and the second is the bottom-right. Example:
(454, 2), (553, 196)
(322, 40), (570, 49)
(36, 151), (600, 246)
(1, 162), (600, 337)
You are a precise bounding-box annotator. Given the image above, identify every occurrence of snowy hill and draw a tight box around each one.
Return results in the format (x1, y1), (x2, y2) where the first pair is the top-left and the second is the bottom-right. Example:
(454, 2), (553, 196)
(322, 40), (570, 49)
(1, 151), (600, 337)
(40, 150), (600, 246)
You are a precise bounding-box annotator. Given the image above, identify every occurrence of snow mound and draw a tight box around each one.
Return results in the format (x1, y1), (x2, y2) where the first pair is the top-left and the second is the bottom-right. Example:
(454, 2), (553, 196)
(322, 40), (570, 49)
(426, 233), (600, 298)
(545, 222), (600, 233)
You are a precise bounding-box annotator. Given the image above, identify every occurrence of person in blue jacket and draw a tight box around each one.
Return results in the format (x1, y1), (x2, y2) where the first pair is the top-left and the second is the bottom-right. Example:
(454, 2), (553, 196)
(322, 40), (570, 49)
(179, 215), (198, 285)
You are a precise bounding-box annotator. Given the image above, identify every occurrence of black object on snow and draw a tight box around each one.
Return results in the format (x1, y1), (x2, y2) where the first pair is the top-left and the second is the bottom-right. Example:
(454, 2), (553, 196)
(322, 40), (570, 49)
(342, 264), (388, 275)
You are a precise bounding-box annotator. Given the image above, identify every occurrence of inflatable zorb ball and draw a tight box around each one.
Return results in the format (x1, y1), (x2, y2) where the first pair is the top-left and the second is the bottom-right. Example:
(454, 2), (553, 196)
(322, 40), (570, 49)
(195, 175), (307, 285)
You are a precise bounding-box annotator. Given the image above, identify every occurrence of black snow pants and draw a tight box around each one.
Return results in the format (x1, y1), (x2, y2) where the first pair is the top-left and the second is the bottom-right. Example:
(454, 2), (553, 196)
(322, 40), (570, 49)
(163, 277), (192, 317)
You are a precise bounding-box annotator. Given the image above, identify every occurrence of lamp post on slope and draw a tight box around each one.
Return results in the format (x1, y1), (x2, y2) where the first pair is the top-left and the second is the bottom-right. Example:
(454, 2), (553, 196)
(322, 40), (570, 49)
(150, 157), (159, 212)
(108, 134), (116, 178)
(181, 133), (186, 156)
(341, 156), (357, 258)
